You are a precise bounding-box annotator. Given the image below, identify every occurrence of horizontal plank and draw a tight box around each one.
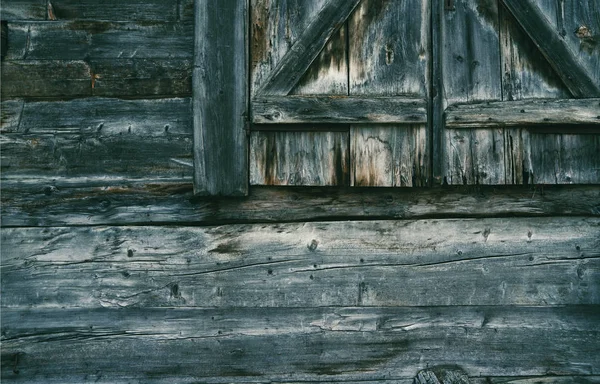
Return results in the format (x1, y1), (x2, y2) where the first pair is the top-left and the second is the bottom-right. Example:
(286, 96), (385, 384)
(1, 217), (598, 308)
(5, 21), (193, 61)
(1, 97), (193, 179)
(1, 182), (600, 227)
(1, 306), (599, 381)
(0, 60), (192, 99)
(250, 131), (350, 186)
(252, 96), (427, 124)
(1, 0), (194, 22)
(446, 99), (600, 128)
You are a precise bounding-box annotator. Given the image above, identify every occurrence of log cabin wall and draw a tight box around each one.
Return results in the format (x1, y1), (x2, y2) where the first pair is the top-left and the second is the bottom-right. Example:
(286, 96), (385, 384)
(1, 1), (599, 383)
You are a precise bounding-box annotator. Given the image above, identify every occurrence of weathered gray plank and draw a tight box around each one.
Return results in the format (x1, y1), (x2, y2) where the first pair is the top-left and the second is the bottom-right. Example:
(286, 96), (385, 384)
(500, 0), (600, 98)
(348, 0), (429, 97)
(446, 99), (600, 128)
(351, 125), (429, 187)
(252, 96), (426, 124)
(254, 0), (360, 96)
(529, 134), (600, 184)
(1, 59), (192, 99)
(0, 98), (193, 178)
(1, 0), (193, 22)
(442, 0), (502, 105)
(251, 0), (348, 97)
(2, 182), (600, 227)
(250, 131), (349, 186)
(0, 100), (24, 132)
(2, 218), (598, 308)
(498, 3), (570, 102)
(348, 0), (430, 187)
(4, 21), (193, 61)
(193, 0), (248, 196)
(1, 306), (598, 381)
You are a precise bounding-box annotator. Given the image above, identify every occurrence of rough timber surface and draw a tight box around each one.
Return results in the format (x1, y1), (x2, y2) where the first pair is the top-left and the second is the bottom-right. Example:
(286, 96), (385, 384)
(250, 131), (350, 186)
(0, 98), (193, 179)
(2, 217), (598, 308)
(1, 306), (599, 382)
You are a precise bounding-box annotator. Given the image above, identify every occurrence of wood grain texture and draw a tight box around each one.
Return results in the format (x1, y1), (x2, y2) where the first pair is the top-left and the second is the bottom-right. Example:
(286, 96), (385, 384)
(250, 130), (349, 186)
(0, 98), (193, 179)
(349, 0), (429, 97)
(2, 217), (598, 308)
(0, 0), (194, 22)
(1, 306), (599, 382)
(193, 0), (248, 196)
(4, 21), (193, 61)
(253, 0), (359, 96)
(252, 96), (426, 124)
(251, 0), (348, 96)
(446, 99), (600, 128)
(2, 181), (600, 227)
(1, 59), (192, 99)
(500, 0), (600, 98)
(351, 125), (429, 187)
(348, 0), (430, 187)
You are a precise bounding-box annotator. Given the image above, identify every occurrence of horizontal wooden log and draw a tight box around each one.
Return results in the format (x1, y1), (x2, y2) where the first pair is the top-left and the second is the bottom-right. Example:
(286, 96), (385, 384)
(1, 0), (194, 22)
(252, 96), (427, 124)
(0, 60), (192, 99)
(250, 131), (350, 186)
(2, 217), (598, 308)
(5, 21), (193, 61)
(1, 98), (193, 179)
(1, 306), (599, 381)
(446, 99), (600, 128)
(1, 182), (599, 227)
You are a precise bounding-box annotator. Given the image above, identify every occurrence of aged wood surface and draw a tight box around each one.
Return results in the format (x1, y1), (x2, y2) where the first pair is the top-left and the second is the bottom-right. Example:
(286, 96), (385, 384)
(1, 60), (192, 99)
(250, 131), (349, 186)
(2, 181), (599, 227)
(2, 217), (598, 308)
(4, 21), (193, 61)
(252, 96), (426, 124)
(1, 98), (193, 179)
(348, 0), (430, 187)
(1, 306), (599, 382)
(251, 0), (349, 97)
(254, 0), (360, 96)
(193, 0), (248, 196)
(500, 0), (600, 98)
(351, 125), (429, 187)
(1, 0), (194, 22)
(446, 99), (600, 128)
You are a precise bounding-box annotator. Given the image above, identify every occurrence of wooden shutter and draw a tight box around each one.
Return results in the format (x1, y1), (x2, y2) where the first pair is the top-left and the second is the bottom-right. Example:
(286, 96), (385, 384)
(249, 0), (430, 187)
(440, 0), (600, 185)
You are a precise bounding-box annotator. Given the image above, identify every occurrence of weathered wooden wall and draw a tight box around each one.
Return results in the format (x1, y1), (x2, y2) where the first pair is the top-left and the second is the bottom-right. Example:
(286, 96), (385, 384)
(1, 0), (600, 383)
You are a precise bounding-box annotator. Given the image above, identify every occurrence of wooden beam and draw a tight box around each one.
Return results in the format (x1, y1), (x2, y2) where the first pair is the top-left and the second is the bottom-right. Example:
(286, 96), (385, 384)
(500, 0), (600, 98)
(2, 306), (598, 381)
(2, 217), (599, 307)
(255, 0), (362, 96)
(446, 98), (600, 128)
(193, 0), (248, 196)
(252, 96), (427, 124)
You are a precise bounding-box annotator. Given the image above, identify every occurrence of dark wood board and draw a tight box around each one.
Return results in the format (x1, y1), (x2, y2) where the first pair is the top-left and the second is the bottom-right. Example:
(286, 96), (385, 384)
(1, 306), (599, 381)
(2, 217), (598, 308)
(250, 131), (350, 186)
(1, 59), (192, 99)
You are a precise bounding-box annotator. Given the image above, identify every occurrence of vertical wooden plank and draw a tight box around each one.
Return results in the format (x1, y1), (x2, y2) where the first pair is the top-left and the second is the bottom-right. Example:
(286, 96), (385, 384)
(442, 0), (504, 185)
(351, 124), (428, 187)
(431, 0), (444, 184)
(349, 0), (430, 187)
(249, 130), (349, 186)
(193, 0), (248, 196)
(250, 0), (348, 97)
